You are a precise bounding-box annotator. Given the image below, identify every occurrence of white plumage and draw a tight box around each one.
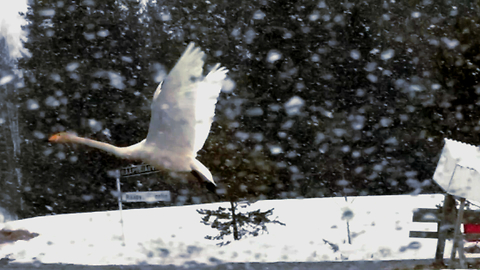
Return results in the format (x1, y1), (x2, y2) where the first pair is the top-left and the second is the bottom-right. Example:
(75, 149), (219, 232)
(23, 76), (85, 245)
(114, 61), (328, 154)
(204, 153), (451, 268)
(49, 43), (227, 187)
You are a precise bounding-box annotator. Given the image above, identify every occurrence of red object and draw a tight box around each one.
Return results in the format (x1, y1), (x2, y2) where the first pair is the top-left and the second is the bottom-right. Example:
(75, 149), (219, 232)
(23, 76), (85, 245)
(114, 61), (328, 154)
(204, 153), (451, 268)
(464, 224), (480, 242)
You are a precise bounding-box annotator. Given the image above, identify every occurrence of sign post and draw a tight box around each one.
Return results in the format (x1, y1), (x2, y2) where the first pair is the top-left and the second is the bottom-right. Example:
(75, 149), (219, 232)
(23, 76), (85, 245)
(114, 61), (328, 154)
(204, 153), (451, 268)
(122, 190), (171, 203)
(107, 169), (125, 246)
(120, 164), (159, 177)
(108, 164), (172, 246)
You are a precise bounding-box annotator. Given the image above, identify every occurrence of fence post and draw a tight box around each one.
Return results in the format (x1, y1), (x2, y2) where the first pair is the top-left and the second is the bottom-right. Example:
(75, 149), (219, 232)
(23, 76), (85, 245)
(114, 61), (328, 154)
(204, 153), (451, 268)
(435, 194), (456, 264)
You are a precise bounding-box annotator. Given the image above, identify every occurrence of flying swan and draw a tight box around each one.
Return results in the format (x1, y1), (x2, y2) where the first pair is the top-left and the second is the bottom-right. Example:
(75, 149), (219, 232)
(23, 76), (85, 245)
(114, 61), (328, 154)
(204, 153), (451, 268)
(49, 43), (227, 192)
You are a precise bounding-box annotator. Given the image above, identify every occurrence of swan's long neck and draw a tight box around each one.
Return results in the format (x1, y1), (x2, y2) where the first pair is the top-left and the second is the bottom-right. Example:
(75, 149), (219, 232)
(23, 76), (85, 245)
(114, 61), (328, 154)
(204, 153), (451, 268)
(72, 136), (131, 158)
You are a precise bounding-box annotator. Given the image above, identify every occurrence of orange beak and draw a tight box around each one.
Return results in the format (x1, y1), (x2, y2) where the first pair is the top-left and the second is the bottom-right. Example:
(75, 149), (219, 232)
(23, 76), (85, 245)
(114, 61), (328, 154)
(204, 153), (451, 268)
(48, 134), (61, 142)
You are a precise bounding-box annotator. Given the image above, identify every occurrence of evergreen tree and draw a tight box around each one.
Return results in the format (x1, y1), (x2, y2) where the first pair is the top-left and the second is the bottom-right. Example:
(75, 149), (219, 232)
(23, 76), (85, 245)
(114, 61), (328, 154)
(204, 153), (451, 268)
(18, 0), (480, 219)
(18, 0), (154, 217)
(197, 201), (285, 246)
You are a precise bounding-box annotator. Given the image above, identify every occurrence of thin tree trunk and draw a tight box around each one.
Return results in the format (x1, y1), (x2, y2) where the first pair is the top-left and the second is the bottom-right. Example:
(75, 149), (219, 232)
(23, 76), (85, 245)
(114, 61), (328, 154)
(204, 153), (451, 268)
(1, 83), (22, 218)
(7, 98), (22, 201)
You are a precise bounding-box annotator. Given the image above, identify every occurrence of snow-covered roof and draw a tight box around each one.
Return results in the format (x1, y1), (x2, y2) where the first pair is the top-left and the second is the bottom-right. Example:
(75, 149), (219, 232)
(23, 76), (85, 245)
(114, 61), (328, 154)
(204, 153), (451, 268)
(433, 138), (480, 203)
(444, 139), (480, 171)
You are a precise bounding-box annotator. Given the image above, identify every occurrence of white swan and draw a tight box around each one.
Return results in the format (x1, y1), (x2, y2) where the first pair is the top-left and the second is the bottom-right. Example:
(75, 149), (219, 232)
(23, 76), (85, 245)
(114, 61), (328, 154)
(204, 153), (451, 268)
(49, 43), (227, 189)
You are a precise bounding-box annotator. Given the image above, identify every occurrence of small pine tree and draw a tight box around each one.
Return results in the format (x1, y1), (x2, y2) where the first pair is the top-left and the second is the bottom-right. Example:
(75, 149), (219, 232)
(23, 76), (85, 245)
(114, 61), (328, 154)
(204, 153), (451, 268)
(197, 200), (285, 246)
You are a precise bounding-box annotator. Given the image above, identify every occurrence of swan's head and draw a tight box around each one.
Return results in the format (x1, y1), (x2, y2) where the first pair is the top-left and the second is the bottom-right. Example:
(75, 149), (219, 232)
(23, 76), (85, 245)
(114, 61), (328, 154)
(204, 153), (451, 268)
(49, 132), (77, 143)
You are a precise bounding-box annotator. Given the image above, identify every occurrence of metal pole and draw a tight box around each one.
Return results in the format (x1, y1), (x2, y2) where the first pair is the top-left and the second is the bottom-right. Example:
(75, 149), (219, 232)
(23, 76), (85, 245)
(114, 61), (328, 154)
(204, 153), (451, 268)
(116, 174), (126, 246)
(116, 176), (123, 212)
(108, 169), (125, 246)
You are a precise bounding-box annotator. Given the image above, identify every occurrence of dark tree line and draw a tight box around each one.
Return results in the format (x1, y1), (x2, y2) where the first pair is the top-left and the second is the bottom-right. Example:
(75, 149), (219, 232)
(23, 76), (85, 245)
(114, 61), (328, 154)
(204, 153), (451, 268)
(11, 0), (480, 218)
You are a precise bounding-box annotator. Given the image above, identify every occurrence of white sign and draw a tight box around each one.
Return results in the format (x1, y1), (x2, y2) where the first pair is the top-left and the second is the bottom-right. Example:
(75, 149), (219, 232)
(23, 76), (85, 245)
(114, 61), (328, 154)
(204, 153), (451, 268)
(120, 164), (159, 177)
(121, 191), (171, 203)
(433, 138), (480, 204)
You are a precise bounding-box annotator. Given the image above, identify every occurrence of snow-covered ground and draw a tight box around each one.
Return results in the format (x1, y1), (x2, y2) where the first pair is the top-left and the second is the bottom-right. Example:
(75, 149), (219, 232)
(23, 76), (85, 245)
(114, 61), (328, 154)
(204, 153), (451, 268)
(0, 194), (469, 266)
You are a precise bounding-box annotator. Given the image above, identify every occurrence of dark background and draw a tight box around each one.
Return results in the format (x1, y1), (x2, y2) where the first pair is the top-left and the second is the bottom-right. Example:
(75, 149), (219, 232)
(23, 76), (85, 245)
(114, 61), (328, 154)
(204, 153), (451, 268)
(0, 0), (478, 218)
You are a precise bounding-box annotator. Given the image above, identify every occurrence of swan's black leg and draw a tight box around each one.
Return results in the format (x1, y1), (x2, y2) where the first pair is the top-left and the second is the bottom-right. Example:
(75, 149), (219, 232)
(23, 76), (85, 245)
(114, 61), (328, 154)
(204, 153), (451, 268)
(190, 170), (221, 200)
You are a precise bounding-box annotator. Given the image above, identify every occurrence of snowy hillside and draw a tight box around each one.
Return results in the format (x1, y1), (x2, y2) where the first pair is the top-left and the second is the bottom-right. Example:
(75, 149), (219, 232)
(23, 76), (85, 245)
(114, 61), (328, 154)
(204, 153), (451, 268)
(0, 194), (459, 266)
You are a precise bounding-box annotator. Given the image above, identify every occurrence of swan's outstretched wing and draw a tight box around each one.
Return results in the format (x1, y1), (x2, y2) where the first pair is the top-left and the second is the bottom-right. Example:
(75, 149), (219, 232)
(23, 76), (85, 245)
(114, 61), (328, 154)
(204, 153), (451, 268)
(193, 64), (228, 154)
(146, 43), (205, 157)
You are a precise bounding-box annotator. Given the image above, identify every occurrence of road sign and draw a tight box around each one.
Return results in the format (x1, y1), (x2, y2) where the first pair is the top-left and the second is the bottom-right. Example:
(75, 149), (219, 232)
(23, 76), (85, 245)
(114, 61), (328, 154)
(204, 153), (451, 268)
(120, 164), (159, 177)
(121, 191), (171, 203)
(109, 166), (169, 246)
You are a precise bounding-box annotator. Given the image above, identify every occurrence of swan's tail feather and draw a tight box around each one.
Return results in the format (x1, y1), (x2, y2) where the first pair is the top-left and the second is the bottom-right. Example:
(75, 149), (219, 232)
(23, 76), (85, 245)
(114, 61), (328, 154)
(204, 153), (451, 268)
(191, 159), (216, 186)
(191, 159), (222, 199)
